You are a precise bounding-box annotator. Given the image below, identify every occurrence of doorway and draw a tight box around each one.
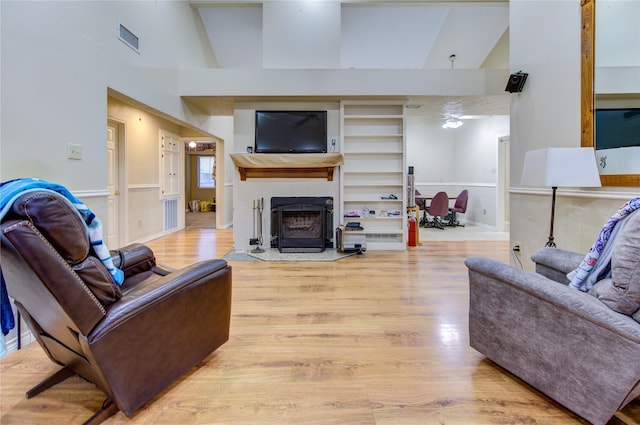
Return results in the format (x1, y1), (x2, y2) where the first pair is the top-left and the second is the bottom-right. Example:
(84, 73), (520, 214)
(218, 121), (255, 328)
(184, 140), (217, 229)
(107, 119), (126, 247)
(497, 136), (510, 232)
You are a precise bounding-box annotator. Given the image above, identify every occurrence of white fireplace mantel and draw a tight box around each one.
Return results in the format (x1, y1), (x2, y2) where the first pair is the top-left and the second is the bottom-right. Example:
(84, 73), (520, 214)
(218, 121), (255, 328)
(230, 153), (344, 181)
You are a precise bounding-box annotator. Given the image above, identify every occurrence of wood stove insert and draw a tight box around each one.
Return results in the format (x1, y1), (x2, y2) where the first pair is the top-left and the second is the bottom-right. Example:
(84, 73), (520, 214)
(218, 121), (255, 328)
(271, 197), (333, 253)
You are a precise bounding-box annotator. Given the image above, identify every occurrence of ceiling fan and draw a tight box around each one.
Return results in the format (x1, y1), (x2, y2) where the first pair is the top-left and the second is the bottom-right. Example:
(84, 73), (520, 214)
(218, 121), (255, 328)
(441, 114), (483, 129)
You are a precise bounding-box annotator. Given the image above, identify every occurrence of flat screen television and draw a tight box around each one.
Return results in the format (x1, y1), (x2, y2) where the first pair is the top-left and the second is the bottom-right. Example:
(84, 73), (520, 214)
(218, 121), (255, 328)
(255, 111), (327, 153)
(595, 108), (640, 150)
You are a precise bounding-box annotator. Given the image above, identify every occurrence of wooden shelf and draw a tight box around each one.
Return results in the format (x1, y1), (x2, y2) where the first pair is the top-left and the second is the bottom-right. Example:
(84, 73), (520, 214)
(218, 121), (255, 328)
(230, 153), (344, 181)
(340, 100), (407, 250)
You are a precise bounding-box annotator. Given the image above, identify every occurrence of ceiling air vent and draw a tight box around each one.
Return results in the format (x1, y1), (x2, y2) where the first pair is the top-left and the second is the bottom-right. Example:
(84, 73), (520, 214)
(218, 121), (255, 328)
(118, 22), (140, 53)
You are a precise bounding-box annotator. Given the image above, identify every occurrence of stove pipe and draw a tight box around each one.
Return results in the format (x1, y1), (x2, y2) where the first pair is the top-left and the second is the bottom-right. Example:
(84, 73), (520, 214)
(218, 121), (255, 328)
(407, 166), (416, 208)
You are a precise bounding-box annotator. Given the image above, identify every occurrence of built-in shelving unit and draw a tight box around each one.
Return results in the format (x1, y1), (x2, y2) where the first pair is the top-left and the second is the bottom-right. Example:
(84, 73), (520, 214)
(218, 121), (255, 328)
(340, 101), (407, 250)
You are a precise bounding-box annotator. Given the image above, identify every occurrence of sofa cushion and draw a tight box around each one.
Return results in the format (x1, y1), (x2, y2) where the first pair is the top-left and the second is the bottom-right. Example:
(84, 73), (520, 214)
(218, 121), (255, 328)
(590, 210), (640, 318)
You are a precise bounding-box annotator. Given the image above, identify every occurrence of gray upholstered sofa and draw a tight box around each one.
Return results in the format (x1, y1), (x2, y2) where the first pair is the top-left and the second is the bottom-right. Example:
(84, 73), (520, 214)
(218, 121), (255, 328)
(465, 210), (640, 425)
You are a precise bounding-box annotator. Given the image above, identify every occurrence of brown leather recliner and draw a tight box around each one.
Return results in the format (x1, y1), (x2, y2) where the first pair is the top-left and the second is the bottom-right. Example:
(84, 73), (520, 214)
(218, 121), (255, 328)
(1, 190), (232, 424)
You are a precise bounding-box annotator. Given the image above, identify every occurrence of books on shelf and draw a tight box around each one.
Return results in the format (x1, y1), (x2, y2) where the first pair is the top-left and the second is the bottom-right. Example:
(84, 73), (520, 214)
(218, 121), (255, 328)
(345, 222), (364, 231)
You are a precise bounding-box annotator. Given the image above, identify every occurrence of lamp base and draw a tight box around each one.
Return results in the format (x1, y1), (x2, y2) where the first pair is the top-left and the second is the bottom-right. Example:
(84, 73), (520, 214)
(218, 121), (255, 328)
(545, 237), (556, 248)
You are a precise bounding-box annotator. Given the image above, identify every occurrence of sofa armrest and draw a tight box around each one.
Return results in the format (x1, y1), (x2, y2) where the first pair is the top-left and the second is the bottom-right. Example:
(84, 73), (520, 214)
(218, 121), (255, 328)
(530, 247), (584, 284)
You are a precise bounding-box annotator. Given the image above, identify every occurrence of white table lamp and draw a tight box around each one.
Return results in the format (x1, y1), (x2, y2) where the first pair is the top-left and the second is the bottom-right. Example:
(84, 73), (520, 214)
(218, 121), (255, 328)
(521, 147), (601, 247)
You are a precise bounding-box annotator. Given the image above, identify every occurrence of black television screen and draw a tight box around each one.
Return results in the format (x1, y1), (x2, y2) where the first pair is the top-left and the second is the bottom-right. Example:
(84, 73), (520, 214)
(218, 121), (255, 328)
(255, 111), (327, 153)
(595, 108), (640, 150)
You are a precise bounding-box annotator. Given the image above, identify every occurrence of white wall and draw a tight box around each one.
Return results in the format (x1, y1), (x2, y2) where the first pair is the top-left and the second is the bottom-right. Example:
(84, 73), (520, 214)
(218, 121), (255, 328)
(1, 1), (214, 188)
(107, 97), (191, 242)
(508, 0), (634, 269)
(407, 116), (456, 183)
(406, 114), (509, 228)
(207, 116), (235, 229)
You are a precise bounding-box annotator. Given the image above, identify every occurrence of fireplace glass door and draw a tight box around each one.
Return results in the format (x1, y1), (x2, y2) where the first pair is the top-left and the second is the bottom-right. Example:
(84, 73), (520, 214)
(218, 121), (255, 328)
(277, 205), (326, 253)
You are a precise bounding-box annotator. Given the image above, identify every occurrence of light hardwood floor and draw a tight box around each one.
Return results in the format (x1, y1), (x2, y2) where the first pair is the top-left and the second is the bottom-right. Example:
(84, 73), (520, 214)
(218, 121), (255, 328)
(1, 229), (638, 424)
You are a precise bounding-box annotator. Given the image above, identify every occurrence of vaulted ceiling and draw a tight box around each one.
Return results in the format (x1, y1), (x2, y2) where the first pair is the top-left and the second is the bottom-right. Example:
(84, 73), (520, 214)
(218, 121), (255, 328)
(193, 0), (509, 70)
(187, 1), (511, 118)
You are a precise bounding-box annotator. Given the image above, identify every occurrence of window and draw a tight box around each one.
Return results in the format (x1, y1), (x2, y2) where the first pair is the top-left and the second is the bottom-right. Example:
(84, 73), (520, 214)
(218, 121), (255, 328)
(198, 156), (215, 188)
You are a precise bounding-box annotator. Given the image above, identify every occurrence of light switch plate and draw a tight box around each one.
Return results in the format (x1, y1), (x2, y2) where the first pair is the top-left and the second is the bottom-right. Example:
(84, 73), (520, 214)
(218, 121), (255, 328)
(67, 143), (82, 160)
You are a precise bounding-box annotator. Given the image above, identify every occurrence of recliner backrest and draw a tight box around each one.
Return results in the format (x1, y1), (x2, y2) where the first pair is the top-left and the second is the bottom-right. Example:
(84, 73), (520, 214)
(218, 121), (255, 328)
(1, 191), (120, 336)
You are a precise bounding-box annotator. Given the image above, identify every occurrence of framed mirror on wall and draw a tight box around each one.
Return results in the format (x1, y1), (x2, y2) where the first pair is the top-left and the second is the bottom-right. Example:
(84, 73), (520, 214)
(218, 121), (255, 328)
(581, 0), (640, 186)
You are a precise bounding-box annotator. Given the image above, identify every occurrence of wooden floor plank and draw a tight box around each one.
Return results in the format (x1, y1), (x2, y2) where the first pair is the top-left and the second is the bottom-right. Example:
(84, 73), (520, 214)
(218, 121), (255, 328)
(1, 228), (637, 424)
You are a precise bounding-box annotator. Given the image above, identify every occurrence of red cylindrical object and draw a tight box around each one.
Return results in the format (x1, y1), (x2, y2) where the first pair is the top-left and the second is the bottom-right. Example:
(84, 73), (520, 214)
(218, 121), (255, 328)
(408, 217), (417, 247)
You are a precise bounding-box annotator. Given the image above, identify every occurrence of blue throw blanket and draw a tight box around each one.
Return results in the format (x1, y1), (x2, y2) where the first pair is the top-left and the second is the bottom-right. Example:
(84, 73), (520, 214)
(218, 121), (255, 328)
(0, 178), (124, 356)
(0, 269), (14, 357)
(568, 197), (640, 292)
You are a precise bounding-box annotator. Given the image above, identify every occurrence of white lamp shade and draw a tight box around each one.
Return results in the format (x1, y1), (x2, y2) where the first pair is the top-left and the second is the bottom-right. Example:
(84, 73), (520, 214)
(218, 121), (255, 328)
(521, 147), (602, 188)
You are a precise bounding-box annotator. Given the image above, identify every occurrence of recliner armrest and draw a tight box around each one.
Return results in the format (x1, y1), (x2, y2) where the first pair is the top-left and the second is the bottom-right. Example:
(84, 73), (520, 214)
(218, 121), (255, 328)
(83, 258), (232, 416)
(465, 256), (640, 425)
(530, 247), (584, 284)
(91, 259), (230, 338)
(466, 256), (640, 341)
(110, 243), (156, 278)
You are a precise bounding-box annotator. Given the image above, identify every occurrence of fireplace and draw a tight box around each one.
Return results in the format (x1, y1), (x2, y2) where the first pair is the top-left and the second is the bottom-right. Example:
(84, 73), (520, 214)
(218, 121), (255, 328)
(271, 197), (334, 253)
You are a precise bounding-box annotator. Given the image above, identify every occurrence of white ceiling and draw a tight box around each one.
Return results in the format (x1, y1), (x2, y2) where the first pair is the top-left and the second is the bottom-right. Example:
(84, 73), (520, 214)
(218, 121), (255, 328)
(195, 1), (508, 70)
(187, 1), (511, 119)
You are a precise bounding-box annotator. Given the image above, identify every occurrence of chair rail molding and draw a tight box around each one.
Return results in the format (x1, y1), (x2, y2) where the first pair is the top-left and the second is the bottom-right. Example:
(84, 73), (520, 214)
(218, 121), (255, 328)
(510, 187), (638, 201)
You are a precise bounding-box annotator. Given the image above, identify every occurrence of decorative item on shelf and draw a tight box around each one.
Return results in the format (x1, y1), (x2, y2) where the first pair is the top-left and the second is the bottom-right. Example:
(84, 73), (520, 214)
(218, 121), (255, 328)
(521, 147), (601, 248)
(345, 222), (364, 231)
(381, 194), (398, 200)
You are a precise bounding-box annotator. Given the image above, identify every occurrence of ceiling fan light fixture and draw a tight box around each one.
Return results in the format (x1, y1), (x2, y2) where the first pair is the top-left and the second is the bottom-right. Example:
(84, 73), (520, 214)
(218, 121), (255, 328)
(442, 118), (463, 129)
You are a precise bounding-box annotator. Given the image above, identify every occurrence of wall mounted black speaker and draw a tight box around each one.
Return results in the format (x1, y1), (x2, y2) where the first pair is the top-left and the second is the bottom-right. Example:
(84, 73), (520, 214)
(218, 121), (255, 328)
(505, 71), (528, 93)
